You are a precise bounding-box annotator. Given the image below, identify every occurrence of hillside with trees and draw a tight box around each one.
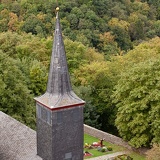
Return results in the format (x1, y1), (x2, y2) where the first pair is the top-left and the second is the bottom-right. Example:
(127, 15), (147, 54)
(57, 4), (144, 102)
(0, 0), (160, 149)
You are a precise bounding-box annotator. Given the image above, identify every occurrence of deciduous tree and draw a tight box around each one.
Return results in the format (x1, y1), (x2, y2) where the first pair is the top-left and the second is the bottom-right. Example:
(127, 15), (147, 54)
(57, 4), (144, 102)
(113, 59), (160, 148)
(0, 51), (35, 129)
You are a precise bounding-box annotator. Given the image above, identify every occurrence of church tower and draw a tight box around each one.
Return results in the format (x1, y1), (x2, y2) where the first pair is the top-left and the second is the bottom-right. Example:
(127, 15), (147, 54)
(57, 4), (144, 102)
(34, 8), (85, 160)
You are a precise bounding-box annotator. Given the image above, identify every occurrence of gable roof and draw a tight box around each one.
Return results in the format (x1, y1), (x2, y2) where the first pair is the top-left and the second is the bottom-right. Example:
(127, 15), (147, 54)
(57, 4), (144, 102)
(0, 111), (42, 160)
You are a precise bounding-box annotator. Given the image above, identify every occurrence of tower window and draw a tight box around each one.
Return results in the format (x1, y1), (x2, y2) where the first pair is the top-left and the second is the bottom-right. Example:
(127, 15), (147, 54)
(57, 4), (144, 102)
(47, 110), (51, 125)
(41, 107), (47, 121)
(65, 152), (72, 160)
(37, 104), (42, 119)
(57, 112), (63, 123)
(73, 108), (80, 122)
(37, 104), (52, 125)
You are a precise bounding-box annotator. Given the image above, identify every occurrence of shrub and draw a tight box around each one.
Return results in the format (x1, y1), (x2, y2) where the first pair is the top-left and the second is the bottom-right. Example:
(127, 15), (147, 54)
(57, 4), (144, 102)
(114, 154), (133, 160)
(101, 147), (107, 152)
(107, 146), (113, 151)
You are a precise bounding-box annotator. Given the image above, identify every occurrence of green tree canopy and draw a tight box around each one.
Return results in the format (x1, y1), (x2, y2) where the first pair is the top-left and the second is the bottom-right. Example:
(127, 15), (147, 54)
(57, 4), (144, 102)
(0, 50), (35, 129)
(113, 58), (160, 148)
(74, 61), (116, 133)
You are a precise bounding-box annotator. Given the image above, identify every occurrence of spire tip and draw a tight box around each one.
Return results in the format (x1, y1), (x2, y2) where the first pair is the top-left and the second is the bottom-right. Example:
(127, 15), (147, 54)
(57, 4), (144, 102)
(56, 7), (60, 12)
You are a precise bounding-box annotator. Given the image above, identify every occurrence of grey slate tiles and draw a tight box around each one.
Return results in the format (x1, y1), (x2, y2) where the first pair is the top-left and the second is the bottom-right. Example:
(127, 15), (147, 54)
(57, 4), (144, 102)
(0, 111), (42, 160)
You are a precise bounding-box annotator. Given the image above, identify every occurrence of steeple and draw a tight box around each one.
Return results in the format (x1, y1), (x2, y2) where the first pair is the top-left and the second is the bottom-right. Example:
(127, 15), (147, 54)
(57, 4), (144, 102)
(34, 8), (85, 110)
(35, 8), (85, 160)
(46, 10), (71, 94)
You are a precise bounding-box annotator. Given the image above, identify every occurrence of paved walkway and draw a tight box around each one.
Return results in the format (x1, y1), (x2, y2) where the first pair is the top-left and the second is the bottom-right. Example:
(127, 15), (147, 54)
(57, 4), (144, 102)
(86, 151), (129, 160)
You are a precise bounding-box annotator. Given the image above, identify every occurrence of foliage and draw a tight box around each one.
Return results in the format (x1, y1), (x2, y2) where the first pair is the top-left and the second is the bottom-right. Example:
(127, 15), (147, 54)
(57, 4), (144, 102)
(0, 50), (35, 129)
(0, 31), (51, 62)
(74, 61), (117, 133)
(65, 37), (105, 73)
(98, 32), (120, 58)
(0, 31), (49, 96)
(29, 60), (47, 96)
(108, 18), (132, 51)
(113, 58), (160, 148)
(73, 85), (101, 129)
(114, 154), (133, 160)
(1, 0), (160, 54)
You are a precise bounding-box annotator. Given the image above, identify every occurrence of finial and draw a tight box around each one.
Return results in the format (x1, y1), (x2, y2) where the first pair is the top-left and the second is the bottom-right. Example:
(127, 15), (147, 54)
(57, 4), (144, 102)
(56, 7), (59, 12)
(55, 7), (59, 19)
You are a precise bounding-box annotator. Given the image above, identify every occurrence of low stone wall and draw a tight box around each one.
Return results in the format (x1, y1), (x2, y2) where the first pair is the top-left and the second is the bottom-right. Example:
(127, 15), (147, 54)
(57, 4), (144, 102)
(84, 124), (149, 155)
(84, 124), (132, 150)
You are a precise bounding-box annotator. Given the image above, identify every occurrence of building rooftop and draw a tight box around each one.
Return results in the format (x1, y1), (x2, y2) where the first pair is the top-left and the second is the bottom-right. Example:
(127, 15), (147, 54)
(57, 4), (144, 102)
(0, 111), (42, 160)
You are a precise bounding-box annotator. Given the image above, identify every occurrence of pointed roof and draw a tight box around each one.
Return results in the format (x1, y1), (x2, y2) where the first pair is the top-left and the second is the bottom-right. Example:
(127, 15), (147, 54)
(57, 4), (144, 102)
(34, 9), (85, 110)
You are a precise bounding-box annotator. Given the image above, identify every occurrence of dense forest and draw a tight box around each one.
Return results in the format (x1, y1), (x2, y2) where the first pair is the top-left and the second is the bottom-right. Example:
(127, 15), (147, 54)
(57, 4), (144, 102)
(0, 0), (160, 150)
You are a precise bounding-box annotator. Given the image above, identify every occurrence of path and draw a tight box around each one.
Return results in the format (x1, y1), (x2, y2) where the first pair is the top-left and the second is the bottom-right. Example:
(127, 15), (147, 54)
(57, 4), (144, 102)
(86, 151), (129, 160)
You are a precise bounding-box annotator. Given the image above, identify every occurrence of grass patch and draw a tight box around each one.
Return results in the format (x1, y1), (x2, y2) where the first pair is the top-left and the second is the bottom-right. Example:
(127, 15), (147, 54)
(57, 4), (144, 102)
(84, 134), (146, 159)
(84, 134), (124, 159)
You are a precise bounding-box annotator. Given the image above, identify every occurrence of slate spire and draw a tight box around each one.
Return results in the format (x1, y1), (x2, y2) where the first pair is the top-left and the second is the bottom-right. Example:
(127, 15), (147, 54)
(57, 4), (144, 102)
(34, 8), (85, 110)
(47, 10), (71, 95)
